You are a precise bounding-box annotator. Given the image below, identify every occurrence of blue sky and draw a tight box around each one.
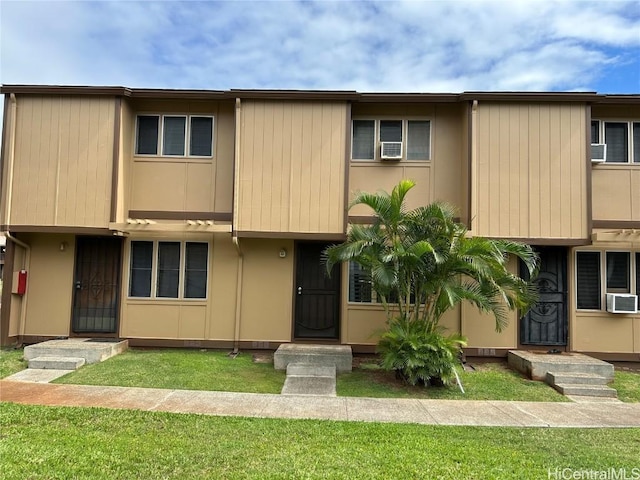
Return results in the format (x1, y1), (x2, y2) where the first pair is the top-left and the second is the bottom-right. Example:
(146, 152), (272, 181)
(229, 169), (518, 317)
(1, 0), (639, 93)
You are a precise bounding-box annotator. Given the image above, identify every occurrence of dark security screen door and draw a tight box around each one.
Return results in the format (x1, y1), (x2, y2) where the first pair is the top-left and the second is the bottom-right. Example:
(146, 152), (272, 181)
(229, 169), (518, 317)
(294, 242), (340, 339)
(72, 237), (122, 334)
(520, 247), (568, 346)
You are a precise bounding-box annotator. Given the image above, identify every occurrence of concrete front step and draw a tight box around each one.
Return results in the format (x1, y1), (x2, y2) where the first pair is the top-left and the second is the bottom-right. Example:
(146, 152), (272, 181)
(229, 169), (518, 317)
(24, 338), (128, 365)
(508, 350), (614, 381)
(28, 356), (85, 370)
(281, 362), (337, 396)
(286, 363), (336, 378)
(546, 371), (609, 386)
(274, 344), (352, 372)
(553, 384), (618, 398)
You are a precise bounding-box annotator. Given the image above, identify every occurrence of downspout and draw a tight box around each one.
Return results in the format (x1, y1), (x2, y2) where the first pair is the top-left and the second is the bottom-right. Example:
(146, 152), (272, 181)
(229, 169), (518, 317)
(231, 97), (243, 355)
(4, 232), (31, 338)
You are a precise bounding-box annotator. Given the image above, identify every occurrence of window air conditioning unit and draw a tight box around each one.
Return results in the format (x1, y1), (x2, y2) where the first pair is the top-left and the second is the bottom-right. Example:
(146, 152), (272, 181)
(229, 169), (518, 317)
(606, 293), (638, 314)
(591, 143), (606, 163)
(380, 142), (402, 160)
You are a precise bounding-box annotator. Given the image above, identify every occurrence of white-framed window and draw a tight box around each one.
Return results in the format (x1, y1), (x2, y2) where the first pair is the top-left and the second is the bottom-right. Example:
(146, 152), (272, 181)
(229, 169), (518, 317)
(129, 240), (209, 299)
(591, 120), (640, 164)
(575, 250), (639, 310)
(135, 114), (214, 157)
(351, 118), (431, 161)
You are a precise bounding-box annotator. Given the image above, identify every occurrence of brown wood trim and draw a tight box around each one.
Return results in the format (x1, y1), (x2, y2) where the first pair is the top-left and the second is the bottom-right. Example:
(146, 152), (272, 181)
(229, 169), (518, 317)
(586, 105), (593, 236)
(131, 89), (227, 100)
(358, 93), (459, 103)
(466, 101), (473, 229)
(2, 225), (112, 235)
(577, 351), (640, 362)
(0, 95), (9, 217)
(236, 231), (347, 241)
(110, 97), (122, 223)
(0, 239), (15, 346)
(592, 220), (640, 229)
(492, 237), (592, 246)
(127, 211), (232, 221)
(348, 216), (376, 224)
(343, 102), (352, 234)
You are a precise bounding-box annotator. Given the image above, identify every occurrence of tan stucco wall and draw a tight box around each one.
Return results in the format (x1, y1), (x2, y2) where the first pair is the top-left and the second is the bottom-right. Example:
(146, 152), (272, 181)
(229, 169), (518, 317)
(7, 96), (115, 228)
(7, 245), (26, 337)
(239, 238), (294, 342)
(21, 234), (75, 336)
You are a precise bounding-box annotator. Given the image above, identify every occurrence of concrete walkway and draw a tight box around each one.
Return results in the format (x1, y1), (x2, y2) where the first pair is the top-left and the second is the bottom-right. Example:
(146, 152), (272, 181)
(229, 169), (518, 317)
(2, 379), (639, 428)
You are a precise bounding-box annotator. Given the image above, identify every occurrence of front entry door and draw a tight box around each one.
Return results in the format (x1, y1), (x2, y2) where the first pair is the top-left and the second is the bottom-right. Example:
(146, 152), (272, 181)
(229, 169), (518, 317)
(520, 247), (568, 346)
(294, 242), (340, 339)
(72, 237), (122, 334)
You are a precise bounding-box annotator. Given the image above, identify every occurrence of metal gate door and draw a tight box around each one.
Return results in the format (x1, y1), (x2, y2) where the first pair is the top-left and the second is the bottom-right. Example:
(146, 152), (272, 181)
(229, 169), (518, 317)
(72, 237), (122, 334)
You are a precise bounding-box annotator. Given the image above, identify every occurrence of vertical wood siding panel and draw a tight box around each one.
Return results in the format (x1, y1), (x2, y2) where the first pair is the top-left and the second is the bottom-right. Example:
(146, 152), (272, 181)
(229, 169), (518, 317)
(518, 105), (530, 237)
(489, 106), (501, 235)
(477, 105), (490, 236)
(260, 102), (275, 230)
(538, 106), (551, 238)
(280, 103), (292, 232)
(13, 97), (31, 223)
(528, 105), (541, 238)
(270, 102), (284, 231)
(318, 103), (331, 231)
(215, 103), (233, 213)
(289, 104), (303, 232)
(508, 105), (521, 237)
(632, 170), (640, 221)
(300, 107), (314, 232)
(57, 98), (71, 225)
(240, 102), (255, 230)
(548, 106), (561, 237)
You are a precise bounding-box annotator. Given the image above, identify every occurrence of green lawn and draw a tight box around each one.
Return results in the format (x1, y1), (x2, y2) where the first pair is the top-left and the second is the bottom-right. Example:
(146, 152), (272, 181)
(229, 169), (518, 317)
(54, 349), (286, 394)
(338, 361), (569, 401)
(614, 371), (640, 402)
(1, 403), (638, 480)
(0, 348), (27, 379)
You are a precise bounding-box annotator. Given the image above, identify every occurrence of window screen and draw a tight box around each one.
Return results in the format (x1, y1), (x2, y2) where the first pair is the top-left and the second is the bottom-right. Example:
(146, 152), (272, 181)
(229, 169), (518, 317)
(190, 117), (213, 156)
(185, 242), (208, 299)
(407, 121), (430, 160)
(136, 116), (159, 155)
(157, 242), (180, 298)
(349, 262), (372, 302)
(129, 241), (153, 297)
(380, 120), (402, 142)
(605, 122), (628, 163)
(606, 252), (630, 292)
(163, 116), (186, 156)
(590, 120), (600, 144)
(352, 120), (375, 159)
(633, 123), (640, 163)
(576, 252), (600, 309)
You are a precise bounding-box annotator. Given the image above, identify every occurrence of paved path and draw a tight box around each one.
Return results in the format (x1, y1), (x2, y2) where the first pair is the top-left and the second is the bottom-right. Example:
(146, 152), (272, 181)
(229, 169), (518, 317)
(2, 380), (639, 428)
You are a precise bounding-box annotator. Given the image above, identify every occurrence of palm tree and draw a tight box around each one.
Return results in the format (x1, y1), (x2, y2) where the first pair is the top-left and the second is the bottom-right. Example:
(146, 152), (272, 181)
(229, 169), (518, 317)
(324, 180), (539, 385)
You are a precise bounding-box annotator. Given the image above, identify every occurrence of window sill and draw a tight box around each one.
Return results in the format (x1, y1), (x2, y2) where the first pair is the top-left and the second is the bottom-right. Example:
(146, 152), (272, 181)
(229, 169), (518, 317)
(133, 156), (214, 163)
(350, 160), (431, 167)
(126, 298), (208, 305)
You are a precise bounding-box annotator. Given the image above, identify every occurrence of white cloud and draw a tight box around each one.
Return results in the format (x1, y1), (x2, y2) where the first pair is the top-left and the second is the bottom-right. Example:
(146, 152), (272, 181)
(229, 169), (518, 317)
(0, 0), (638, 92)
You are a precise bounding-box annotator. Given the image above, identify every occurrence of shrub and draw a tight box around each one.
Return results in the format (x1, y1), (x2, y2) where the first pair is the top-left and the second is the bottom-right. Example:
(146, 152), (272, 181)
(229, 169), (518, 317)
(378, 317), (467, 386)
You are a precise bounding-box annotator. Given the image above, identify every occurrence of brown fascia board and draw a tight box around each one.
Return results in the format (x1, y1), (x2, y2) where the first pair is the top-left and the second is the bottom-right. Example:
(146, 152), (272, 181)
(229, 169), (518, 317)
(229, 89), (360, 101)
(459, 91), (601, 102)
(357, 93), (460, 103)
(0, 84), (131, 96)
(131, 88), (227, 100)
(596, 94), (640, 104)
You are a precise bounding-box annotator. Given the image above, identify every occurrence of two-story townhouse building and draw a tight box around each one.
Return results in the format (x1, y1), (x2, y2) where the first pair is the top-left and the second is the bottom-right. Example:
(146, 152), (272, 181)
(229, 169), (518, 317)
(0, 86), (638, 360)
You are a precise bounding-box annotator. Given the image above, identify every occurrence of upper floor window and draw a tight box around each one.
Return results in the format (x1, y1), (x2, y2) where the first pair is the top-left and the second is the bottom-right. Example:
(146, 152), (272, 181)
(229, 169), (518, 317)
(352, 119), (431, 162)
(135, 115), (214, 157)
(576, 250), (639, 311)
(129, 240), (209, 299)
(591, 120), (640, 164)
